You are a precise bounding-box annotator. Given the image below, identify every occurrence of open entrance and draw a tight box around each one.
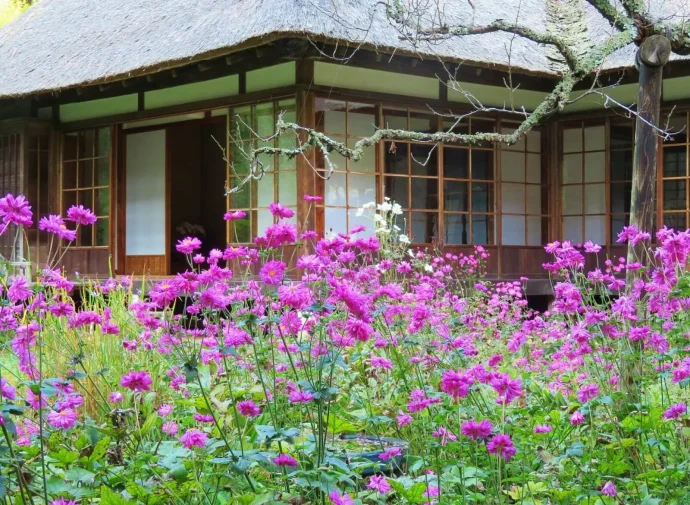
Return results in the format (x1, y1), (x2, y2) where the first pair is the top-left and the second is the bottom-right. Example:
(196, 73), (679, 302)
(122, 117), (228, 276)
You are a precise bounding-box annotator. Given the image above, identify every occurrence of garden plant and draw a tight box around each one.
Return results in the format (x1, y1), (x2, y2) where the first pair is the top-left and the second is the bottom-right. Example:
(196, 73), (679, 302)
(1, 193), (690, 504)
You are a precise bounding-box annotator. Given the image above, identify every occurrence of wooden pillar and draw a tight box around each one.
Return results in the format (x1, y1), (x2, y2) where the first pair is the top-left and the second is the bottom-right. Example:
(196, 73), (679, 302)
(626, 35), (670, 285)
(295, 59), (317, 239)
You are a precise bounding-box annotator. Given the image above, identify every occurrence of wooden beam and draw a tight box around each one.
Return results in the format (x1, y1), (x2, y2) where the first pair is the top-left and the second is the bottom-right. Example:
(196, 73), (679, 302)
(295, 58), (317, 245)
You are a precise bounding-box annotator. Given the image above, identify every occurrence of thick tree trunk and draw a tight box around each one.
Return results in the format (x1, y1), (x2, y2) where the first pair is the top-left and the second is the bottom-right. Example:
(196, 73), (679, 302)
(626, 35), (670, 286)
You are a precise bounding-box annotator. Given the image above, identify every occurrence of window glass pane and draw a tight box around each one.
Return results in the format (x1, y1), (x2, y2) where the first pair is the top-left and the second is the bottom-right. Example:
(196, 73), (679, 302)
(526, 154), (541, 183)
(563, 128), (582, 153)
(472, 150), (493, 180)
(444, 181), (469, 212)
(663, 146), (686, 177)
(232, 107), (252, 139)
(383, 109), (407, 130)
(585, 215), (606, 244)
(257, 209), (273, 236)
(95, 218), (109, 246)
(325, 173), (347, 206)
(502, 215), (525, 245)
(384, 176), (409, 208)
(611, 150), (633, 181)
(255, 103), (275, 137)
(95, 189), (109, 216)
(471, 119), (495, 135)
(348, 104), (376, 136)
(501, 127), (525, 151)
(444, 214), (470, 245)
(584, 152), (605, 182)
(409, 113), (435, 134)
(563, 216), (582, 243)
(78, 160), (93, 188)
(257, 174), (274, 207)
(80, 224), (93, 247)
(232, 217), (251, 243)
(348, 209), (373, 235)
(411, 212), (437, 243)
(78, 189), (92, 210)
(384, 142), (408, 174)
(348, 139), (375, 173)
(663, 180), (686, 210)
(472, 182), (493, 213)
(64, 133), (78, 161)
(584, 183), (605, 214)
(79, 130), (95, 158)
(663, 212), (686, 231)
(229, 179), (250, 209)
(97, 128), (111, 157)
(278, 172), (297, 207)
(63, 162), (77, 190)
(526, 185), (542, 215)
(611, 215), (629, 242)
(610, 123), (633, 149)
(502, 183), (525, 214)
(527, 130), (541, 153)
(610, 182), (632, 213)
(527, 216), (545, 246)
(562, 154), (582, 183)
(562, 185), (583, 215)
(411, 178), (438, 209)
(95, 157), (110, 186)
(411, 144), (438, 176)
(443, 148), (469, 179)
(584, 125), (605, 151)
(325, 207), (348, 236)
(348, 174), (376, 208)
(472, 214), (494, 245)
(62, 191), (77, 215)
(501, 151), (525, 182)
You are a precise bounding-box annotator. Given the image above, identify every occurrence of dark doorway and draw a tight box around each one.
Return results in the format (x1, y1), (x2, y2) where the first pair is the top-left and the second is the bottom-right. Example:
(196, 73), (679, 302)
(168, 119), (227, 273)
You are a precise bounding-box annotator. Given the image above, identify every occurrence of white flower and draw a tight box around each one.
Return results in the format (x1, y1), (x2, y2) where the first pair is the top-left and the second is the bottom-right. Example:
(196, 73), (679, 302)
(392, 225), (401, 232)
(374, 214), (384, 222)
(408, 249), (415, 258)
(423, 264), (433, 273)
(362, 202), (376, 210)
(378, 202), (392, 212)
(392, 203), (403, 215)
(399, 234), (410, 244)
(355, 208), (364, 217)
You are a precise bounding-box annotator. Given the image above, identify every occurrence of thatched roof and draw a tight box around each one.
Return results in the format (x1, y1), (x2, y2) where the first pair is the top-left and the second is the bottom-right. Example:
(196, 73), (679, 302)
(0, 0), (686, 99)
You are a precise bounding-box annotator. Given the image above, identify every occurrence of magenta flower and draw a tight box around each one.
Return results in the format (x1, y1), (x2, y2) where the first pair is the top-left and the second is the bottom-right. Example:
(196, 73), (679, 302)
(0, 378), (16, 400)
(50, 499), (79, 505)
(259, 260), (286, 285)
(176, 236), (202, 255)
(328, 490), (354, 505)
(237, 399), (261, 417)
(397, 410), (413, 427)
(663, 402), (687, 420)
(0, 194), (32, 227)
(272, 453), (298, 467)
(569, 411), (585, 425)
(8, 276), (32, 303)
(108, 391), (124, 403)
(120, 370), (152, 392)
(193, 413), (214, 423)
(378, 446), (402, 461)
(223, 210), (247, 221)
(179, 428), (208, 449)
(66, 205), (97, 226)
(47, 409), (78, 430)
(367, 475), (390, 494)
(39, 215), (77, 241)
(601, 481), (617, 496)
(269, 202), (295, 219)
(162, 421), (178, 435)
(534, 424), (552, 434)
(461, 419), (492, 439)
(158, 404), (173, 416)
(486, 433), (517, 461)
(576, 383), (599, 403)
(288, 390), (314, 404)
(441, 369), (472, 399)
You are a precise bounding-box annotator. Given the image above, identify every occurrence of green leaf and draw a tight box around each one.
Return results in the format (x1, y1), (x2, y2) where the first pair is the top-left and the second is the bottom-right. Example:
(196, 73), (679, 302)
(101, 487), (137, 505)
(45, 476), (71, 494)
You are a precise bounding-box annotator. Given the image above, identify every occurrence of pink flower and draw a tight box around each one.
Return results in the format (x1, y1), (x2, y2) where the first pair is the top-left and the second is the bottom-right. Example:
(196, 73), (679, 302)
(47, 409), (78, 430)
(158, 404), (174, 416)
(120, 371), (152, 392)
(0, 194), (32, 227)
(0, 378), (16, 400)
(486, 434), (517, 461)
(288, 390), (314, 403)
(576, 383), (599, 403)
(108, 391), (124, 403)
(272, 453), (298, 467)
(259, 260), (286, 285)
(224, 210), (247, 221)
(663, 402), (687, 420)
(441, 369), (472, 399)
(601, 481), (617, 496)
(461, 419), (493, 440)
(8, 276), (32, 303)
(570, 411), (585, 425)
(397, 410), (413, 427)
(328, 491), (354, 505)
(534, 424), (552, 434)
(50, 499), (79, 505)
(66, 205), (97, 225)
(194, 413), (214, 423)
(237, 400), (261, 417)
(179, 428), (208, 449)
(39, 215), (77, 241)
(162, 421), (178, 435)
(432, 426), (457, 445)
(367, 475), (390, 493)
(378, 446), (402, 461)
(269, 202), (295, 219)
(176, 236), (202, 255)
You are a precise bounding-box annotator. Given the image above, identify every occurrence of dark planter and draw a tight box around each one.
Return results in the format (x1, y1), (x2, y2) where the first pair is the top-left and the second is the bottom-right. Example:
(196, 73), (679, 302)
(337, 434), (408, 477)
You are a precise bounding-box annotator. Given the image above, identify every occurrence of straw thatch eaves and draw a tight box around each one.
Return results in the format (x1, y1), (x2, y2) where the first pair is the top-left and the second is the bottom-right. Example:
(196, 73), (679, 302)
(0, 0), (686, 99)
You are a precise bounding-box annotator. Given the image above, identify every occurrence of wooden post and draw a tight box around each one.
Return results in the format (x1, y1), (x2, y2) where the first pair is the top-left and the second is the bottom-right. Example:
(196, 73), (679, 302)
(626, 35), (671, 286)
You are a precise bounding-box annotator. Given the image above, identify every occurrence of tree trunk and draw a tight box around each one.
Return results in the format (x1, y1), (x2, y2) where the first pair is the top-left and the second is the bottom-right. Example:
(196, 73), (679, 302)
(626, 35), (670, 286)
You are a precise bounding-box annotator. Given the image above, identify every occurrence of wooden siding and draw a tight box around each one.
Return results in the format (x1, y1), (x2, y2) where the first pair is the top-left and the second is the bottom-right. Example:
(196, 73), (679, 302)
(0, 132), (22, 259)
(124, 255), (167, 276)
